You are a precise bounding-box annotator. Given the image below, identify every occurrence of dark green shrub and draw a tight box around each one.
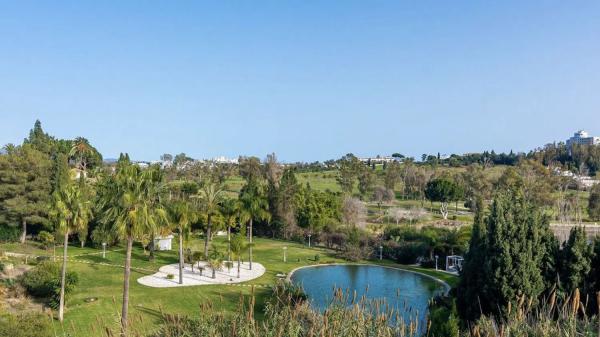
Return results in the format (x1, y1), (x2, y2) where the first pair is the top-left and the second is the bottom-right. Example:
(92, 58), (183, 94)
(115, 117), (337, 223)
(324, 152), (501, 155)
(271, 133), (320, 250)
(0, 225), (19, 242)
(36, 231), (54, 249)
(395, 242), (427, 264)
(20, 261), (78, 308)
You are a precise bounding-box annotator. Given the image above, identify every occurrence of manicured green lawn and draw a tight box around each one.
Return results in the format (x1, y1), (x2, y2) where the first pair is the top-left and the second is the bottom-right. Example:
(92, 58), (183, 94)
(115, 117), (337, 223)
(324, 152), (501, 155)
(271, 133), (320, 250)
(1, 236), (457, 336)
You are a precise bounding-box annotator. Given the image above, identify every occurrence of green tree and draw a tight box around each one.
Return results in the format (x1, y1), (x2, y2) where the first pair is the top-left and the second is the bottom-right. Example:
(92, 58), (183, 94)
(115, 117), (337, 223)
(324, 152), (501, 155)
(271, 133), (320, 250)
(560, 226), (593, 294)
(457, 191), (551, 321)
(229, 234), (247, 278)
(277, 168), (299, 239)
(221, 198), (240, 262)
(357, 166), (375, 199)
(50, 180), (92, 321)
(588, 183), (600, 221)
(425, 178), (461, 220)
(167, 199), (197, 284)
(0, 144), (53, 243)
(336, 154), (360, 194)
(239, 180), (270, 270)
(384, 161), (402, 191)
(196, 180), (225, 259)
(98, 160), (167, 334)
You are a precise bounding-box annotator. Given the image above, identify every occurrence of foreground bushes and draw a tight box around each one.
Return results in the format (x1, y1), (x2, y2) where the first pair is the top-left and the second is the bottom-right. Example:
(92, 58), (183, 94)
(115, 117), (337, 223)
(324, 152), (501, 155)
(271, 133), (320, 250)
(20, 261), (78, 308)
(0, 312), (54, 337)
(149, 282), (420, 337)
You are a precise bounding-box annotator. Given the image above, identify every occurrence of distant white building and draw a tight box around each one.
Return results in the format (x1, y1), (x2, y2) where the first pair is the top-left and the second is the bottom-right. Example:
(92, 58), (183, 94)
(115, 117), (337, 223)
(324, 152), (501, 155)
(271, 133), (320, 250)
(153, 235), (174, 251)
(567, 130), (600, 147)
(212, 156), (238, 164)
(358, 156), (400, 164)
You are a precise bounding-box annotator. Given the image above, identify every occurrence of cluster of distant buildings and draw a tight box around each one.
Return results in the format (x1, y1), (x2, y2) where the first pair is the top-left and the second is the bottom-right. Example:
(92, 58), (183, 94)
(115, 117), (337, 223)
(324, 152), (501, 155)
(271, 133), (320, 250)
(131, 156), (239, 169)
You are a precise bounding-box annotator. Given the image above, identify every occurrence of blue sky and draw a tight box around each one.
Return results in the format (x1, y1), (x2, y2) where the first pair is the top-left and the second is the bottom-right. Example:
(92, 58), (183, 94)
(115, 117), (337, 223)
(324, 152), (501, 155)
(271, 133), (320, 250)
(1, 1), (599, 162)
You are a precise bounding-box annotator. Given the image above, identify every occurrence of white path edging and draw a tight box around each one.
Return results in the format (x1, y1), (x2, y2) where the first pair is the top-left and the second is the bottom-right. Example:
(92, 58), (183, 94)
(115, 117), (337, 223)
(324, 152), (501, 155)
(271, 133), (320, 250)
(137, 261), (266, 288)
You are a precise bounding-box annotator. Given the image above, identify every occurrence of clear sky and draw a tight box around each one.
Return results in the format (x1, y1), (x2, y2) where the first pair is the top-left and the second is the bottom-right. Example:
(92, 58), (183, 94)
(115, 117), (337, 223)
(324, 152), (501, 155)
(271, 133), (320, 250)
(1, 1), (599, 162)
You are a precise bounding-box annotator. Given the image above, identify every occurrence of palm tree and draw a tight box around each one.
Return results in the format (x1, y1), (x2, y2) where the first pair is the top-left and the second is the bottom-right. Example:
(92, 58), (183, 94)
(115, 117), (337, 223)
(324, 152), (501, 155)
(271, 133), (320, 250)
(99, 161), (166, 335)
(69, 137), (94, 173)
(239, 180), (270, 270)
(221, 198), (241, 262)
(229, 234), (247, 278)
(167, 199), (197, 284)
(207, 248), (223, 279)
(196, 180), (225, 259)
(50, 181), (92, 322)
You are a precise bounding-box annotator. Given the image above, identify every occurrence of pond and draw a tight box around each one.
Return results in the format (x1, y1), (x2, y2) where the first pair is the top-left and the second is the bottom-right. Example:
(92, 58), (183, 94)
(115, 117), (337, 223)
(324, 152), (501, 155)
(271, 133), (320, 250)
(290, 264), (447, 329)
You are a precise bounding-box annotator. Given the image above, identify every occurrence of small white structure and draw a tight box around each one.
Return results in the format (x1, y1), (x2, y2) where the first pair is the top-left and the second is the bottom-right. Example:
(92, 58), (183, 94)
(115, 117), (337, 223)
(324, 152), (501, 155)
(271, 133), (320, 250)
(153, 235), (174, 251)
(446, 255), (464, 274)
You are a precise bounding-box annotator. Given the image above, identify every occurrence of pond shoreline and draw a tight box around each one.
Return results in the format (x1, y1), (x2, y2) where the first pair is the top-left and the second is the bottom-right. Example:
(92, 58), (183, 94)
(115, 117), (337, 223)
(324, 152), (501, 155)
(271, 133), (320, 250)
(286, 262), (452, 294)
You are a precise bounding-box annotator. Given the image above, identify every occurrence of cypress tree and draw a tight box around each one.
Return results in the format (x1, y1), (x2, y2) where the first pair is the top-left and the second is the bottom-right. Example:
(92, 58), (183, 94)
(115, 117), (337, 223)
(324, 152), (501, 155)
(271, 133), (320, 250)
(457, 190), (551, 321)
(456, 197), (488, 321)
(560, 226), (592, 294)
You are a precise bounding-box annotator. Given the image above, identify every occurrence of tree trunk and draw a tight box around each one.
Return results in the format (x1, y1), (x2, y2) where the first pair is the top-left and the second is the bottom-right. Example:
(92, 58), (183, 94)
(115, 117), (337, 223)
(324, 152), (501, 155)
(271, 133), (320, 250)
(149, 234), (155, 262)
(237, 256), (241, 278)
(80, 240), (84, 248)
(58, 231), (69, 321)
(212, 268), (216, 279)
(121, 235), (133, 336)
(204, 214), (212, 259)
(227, 225), (231, 262)
(178, 228), (184, 285)
(248, 219), (253, 270)
(20, 219), (26, 244)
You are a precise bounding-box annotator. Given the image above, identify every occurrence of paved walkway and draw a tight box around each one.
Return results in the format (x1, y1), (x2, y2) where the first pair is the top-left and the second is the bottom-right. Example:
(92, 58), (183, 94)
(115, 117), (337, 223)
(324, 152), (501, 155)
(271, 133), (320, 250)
(137, 261), (266, 288)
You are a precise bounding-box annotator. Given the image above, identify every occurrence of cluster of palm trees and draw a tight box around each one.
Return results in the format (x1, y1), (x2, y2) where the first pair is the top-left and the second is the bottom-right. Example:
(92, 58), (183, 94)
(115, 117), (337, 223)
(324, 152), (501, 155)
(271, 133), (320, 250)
(50, 150), (269, 336)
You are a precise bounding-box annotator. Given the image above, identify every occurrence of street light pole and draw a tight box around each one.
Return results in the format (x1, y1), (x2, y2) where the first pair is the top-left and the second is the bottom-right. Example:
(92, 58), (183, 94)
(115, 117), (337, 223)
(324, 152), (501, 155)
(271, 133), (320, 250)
(283, 246), (287, 262)
(435, 255), (439, 270)
(379, 245), (383, 260)
(102, 242), (107, 259)
(308, 234), (312, 248)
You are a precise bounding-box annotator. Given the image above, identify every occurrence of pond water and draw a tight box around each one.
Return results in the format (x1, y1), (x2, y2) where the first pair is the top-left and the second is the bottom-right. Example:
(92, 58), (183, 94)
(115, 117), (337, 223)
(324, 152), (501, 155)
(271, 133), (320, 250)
(290, 264), (447, 329)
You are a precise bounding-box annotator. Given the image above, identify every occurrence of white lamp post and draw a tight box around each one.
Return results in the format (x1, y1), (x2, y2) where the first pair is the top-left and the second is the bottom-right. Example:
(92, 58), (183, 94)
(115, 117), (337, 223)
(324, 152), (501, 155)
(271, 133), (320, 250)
(435, 255), (439, 270)
(283, 246), (287, 262)
(379, 245), (383, 260)
(307, 234), (312, 248)
(102, 242), (107, 259)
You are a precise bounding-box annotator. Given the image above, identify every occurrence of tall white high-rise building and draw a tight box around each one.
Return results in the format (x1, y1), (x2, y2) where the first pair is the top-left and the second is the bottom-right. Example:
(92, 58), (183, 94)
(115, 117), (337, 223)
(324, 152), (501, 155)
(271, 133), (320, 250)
(566, 130), (600, 146)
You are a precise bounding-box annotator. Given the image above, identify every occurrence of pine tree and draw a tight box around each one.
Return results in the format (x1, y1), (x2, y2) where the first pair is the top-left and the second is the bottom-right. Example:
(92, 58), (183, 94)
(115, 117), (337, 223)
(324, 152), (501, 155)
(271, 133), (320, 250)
(0, 145), (53, 243)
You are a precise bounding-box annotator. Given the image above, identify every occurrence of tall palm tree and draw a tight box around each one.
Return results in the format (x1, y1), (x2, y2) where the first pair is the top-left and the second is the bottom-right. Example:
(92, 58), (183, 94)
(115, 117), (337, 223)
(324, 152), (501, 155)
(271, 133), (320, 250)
(69, 137), (93, 173)
(196, 180), (225, 259)
(99, 161), (166, 335)
(229, 234), (247, 278)
(221, 198), (241, 262)
(50, 181), (92, 322)
(239, 180), (270, 270)
(167, 199), (197, 284)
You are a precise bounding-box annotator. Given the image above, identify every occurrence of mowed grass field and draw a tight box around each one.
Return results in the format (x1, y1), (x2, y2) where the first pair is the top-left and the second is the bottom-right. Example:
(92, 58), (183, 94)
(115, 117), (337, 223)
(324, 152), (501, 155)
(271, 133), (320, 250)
(1, 236), (456, 336)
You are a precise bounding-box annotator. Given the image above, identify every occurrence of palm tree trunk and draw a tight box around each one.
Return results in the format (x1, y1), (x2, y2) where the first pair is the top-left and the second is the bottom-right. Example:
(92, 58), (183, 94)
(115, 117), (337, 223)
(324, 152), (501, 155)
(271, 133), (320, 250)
(248, 219), (253, 270)
(58, 231), (69, 321)
(227, 225), (231, 262)
(121, 235), (133, 336)
(178, 227), (184, 285)
(204, 214), (211, 259)
(149, 234), (155, 262)
(20, 219), (26, 244)
(237, 255), (241, 278)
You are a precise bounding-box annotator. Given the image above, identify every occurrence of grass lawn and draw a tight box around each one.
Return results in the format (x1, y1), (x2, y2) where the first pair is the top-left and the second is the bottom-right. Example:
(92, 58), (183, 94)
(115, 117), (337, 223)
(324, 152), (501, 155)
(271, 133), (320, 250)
(1, 236), (457, 336)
